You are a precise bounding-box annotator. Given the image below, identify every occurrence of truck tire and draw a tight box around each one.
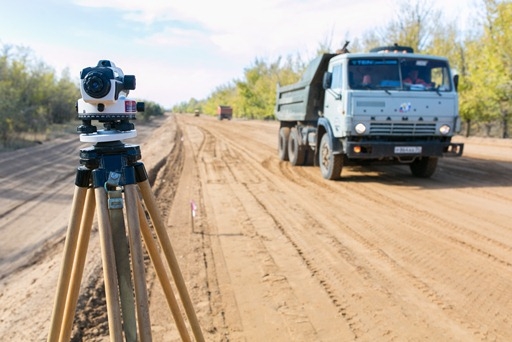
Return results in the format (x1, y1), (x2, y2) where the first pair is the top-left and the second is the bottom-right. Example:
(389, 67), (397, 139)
(288, 127), (306, 166)
(319, 133), (342, 180)
(410, 157), (438, 178)
(278, 126), (290, 161)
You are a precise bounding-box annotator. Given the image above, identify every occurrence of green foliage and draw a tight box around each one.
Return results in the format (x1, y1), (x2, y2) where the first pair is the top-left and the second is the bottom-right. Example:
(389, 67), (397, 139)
(386, 1), (440, 52)
(174, 55), (305, 120)
(172, 97), (206, 114)
(235, 59), (275, 119)
(457, 0), (512, 137)
(203, 84), (238, 116)
(0, 45), (80, 146)
(140, 100), (165, 122)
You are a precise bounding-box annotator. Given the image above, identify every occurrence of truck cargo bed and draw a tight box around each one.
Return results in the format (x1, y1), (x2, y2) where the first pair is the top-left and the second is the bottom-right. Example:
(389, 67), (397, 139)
(275, 53), (335, 122)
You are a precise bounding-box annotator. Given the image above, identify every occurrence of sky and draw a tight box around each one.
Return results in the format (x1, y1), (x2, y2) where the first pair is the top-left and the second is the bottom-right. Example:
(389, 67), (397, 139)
(0, 0), (478, 108)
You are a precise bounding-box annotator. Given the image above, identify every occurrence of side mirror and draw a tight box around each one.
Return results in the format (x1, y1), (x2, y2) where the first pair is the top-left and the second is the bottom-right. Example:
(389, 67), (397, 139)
(453, 74), (459, 92)
(323, 72), (332, 89)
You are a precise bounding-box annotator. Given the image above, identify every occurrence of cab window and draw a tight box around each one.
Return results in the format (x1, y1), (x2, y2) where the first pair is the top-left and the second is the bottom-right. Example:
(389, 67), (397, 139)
(331, 64), (342, 89)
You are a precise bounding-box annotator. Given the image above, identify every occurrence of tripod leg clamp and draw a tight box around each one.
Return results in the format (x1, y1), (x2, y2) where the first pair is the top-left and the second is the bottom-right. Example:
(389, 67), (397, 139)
(108, 190), (124, 210)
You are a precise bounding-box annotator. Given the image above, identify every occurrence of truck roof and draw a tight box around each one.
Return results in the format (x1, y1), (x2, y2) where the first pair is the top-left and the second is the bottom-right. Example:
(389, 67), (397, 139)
(330, 51), (450, 63)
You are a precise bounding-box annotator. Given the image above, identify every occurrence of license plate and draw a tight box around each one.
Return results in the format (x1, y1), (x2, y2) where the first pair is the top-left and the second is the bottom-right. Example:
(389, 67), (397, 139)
(394, 146), (422, 154)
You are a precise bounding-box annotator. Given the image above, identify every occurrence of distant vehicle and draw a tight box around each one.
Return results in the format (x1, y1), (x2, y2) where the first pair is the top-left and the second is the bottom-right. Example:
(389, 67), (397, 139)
(217, 105), (233, 120)
(194, 109), (200, 117)
(275, 43), (464, 180)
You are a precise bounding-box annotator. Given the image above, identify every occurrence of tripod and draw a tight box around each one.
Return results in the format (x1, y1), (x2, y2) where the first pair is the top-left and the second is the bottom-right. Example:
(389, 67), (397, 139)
(47, 138), (204, 342)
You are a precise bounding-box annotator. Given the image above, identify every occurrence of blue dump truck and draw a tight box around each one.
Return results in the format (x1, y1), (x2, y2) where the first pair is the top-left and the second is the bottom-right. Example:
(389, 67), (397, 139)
(275, 44), (464, 180)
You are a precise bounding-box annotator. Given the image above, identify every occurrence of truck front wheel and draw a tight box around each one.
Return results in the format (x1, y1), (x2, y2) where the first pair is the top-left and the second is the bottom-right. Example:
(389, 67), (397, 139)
(278, 126), (290, 161)
(410, 157), (438, 178)
(319, 134), (342, 180)
(288, 127), (306, 166)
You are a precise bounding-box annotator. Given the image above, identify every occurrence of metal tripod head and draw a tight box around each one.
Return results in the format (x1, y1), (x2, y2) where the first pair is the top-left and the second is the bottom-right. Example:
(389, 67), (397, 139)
(78, 140), (143, 189)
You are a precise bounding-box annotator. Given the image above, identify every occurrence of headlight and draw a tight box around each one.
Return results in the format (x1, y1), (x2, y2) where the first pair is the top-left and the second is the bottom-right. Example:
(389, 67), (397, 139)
(355, 123), (366, 134)
(439, 124), (451, 135)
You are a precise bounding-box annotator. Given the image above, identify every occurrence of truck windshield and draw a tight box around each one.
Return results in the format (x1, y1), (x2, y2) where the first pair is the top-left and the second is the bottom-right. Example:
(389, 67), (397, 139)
(348, 57), (452, 92)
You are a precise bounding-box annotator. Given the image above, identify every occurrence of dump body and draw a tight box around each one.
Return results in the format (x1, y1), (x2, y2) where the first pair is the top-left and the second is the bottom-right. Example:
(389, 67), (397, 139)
(217, 105), (233, 120)
(275, 54), (335, 122)
(275, 47), (464, 179)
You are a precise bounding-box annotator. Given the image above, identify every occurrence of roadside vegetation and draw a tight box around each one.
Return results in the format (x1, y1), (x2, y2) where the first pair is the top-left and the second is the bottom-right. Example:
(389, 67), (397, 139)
(173, 0), (511, 138)
(0, 45), (78, 149)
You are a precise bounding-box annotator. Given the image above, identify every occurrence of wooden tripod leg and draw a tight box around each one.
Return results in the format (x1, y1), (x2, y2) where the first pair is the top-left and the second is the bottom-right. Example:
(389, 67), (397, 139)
(95, 187), (124, 342)
(47, 185), (88, 342)
(59, 188), (96, 342)
(136, 197), (192, 342)
(138, 180), (205, 342)
(124, 184), (152, 342)
(109, 190), (138, 342)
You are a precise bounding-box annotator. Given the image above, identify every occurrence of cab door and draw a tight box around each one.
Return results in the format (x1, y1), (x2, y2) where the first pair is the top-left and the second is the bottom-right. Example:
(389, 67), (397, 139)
(323, 62), (345, 138)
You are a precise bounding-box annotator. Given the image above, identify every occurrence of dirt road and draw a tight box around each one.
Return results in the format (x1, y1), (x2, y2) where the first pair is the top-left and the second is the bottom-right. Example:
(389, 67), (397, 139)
(1, 113), (512, 341)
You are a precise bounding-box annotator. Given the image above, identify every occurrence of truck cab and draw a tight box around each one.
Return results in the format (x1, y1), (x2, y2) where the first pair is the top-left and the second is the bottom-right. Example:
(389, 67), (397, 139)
(324, 49), (459, 135)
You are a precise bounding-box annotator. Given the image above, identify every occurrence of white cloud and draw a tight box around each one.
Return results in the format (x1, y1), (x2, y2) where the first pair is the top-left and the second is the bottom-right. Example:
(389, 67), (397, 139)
(60, 0), (412, 106)
(137, 27), (211, 48)
(71, 0), (396, 59)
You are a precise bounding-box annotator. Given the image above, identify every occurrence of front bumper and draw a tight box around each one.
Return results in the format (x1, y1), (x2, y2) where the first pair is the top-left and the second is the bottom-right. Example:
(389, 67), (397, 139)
(344, 140), (464, 159)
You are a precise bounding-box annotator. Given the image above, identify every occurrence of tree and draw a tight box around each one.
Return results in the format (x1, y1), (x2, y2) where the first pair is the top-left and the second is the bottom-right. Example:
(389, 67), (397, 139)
(235, 56), (304, 119)
(141, 101), (165, 121)
(202, 83), (238, 116)
(484, 0), (512, 138)
(379, 0), (440, 52)
(48, 69), (80, 124)
(236, 58), (274, 119)
(0, 44), (80, 146)
(462, 0), (512, 137)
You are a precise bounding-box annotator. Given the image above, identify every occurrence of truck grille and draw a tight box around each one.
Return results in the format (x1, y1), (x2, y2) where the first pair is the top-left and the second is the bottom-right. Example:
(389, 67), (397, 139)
(370, 122), (437, 135)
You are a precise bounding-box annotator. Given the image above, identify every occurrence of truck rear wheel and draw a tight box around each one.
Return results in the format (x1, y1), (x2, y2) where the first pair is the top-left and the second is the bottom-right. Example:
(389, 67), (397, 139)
(319, 133), (342, 180)
(288, 127), (306, 166)
(410, 157), (438, 178)
(278, 126), (290, 161)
